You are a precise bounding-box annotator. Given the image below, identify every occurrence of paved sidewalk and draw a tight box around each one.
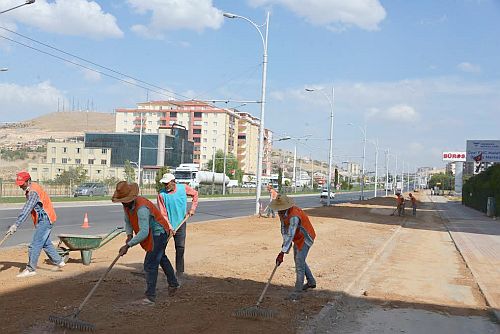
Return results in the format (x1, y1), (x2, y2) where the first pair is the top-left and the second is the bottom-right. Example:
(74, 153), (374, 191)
(431, 195), (500, 321)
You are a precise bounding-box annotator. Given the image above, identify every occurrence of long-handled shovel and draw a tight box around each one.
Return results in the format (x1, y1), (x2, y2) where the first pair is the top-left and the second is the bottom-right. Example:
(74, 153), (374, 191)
(0, 232), (12, 247)
(49, 254), (121, 331)
(167, 216), (189, 242)
(233, 263), (279, 320)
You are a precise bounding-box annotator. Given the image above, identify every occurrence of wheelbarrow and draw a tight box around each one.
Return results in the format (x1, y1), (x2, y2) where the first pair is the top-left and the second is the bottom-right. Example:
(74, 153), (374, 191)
(56, 227), (125, 265)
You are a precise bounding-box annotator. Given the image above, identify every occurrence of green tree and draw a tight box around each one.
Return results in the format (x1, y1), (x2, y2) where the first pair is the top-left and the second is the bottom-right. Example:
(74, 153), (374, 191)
(205, 150), (239, 177)
(277, 167), (283, 192)
(103, 176), (120, 188)
(428, 172), (454, 190)
(54, 166), (88, 185)
(334, 168), (339, 187)
(124, 160), (136, 183)
(234, 168), (244, 185)
(155, 166), (171, 192)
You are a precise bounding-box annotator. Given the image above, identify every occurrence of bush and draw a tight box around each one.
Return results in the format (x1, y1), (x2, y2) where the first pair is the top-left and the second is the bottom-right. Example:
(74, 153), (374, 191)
(462, 164), (500, 216)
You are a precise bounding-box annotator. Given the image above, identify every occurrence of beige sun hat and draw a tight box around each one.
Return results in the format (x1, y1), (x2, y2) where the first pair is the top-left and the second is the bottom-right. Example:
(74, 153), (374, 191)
(111, 181), (139, 203)
(269, 194), (295, 211)
(159, 173), (175, 184)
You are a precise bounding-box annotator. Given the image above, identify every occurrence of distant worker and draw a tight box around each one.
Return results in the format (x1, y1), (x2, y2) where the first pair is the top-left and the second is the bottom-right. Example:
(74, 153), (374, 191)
(272, 194), (316, 301)
(114, 181), (178, 305)
(409, 193), (417, 216)
(7, 171), (65, 278)
(157, 173), (198, 281)
(266, 184), (278, 218)
(396, 193), (405, 216)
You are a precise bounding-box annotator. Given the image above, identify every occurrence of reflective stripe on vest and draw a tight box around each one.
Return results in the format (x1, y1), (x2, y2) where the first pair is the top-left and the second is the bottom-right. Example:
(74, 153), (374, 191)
(126, 196), (170, 252)
(283, 206), (316, 251)
(29, 182), (57, 225)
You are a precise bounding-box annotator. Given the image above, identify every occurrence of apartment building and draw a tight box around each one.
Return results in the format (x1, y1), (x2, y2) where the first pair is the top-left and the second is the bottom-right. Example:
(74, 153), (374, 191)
(115, 100), (271, 175)
(28, 141), (125, 181)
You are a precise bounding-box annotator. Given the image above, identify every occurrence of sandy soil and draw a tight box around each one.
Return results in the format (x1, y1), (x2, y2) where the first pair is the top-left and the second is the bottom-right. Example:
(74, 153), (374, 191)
(0, 195), (495, 333)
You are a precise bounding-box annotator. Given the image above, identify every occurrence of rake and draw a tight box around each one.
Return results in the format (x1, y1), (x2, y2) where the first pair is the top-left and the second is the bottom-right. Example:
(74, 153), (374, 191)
(49, 254), (121, 331)
(233, 263), (279, 320)
(0, 232), (12, 247)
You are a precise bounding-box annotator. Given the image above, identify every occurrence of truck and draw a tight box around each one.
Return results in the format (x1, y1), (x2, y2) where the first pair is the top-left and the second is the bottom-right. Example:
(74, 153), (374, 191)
(174, 163), (230, 189)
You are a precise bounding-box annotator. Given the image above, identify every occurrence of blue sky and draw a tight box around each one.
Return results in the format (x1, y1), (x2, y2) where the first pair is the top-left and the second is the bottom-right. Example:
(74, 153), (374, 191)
(1, 0), (499, 171)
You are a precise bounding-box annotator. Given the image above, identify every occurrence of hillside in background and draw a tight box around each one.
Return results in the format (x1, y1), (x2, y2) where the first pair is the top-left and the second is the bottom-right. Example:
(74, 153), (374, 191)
(0, 111), (115, 180)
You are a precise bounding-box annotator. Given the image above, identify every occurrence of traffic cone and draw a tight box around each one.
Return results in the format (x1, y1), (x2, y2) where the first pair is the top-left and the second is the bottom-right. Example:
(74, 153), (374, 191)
(82, 213), (90, 229)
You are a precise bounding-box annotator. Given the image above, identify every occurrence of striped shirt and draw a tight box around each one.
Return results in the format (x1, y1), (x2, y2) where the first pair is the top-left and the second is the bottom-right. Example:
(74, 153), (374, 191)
(280, 209), (314, 253)
(15, 190), (44, 227)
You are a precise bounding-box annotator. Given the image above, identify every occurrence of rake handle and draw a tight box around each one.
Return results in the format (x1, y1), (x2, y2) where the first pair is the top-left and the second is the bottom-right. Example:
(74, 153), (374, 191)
(256, 263), (279, 307)
(74, 254), (121, 317)
(167, 216), (189, 242)
(0, 232), (12, 247)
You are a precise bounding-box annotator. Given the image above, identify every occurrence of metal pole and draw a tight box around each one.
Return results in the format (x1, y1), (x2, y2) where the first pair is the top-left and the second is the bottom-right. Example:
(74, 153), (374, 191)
(293, 144), (297, 193)
(137, 112), (143, 185)
(374, 139), (379, 198)
(360, 125), (366, 200)
(326, 87), (335, 206)
(401, 160), (405, 193)
(385, 149), (389, 197)
(222, 130), (227, 195)
(310, 155), (314, 189)
(394, 155), (398, 195)
(407, 163), (410, 191)
(211, 146), (216, 195)
(254, 12), (270, 214)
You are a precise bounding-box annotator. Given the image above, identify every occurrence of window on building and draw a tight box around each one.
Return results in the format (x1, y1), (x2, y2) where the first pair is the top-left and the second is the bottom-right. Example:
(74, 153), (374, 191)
(62, 158), (68, 164)
(88, 159), (95, 165)
(193, 129), (201, 134)
(43, 168), (49, 173)
(203, 146), (207, 151)
(238, 135), (246, 140)
(170, 112), (177, 118)
(101, 159), (107, 165)
(62, 147), (67, 153)
(51, 147), (56, 154)
(203, 138), (208, 143)
(203, 129), (208, 134)
(162, 112), (167, 118)
(213, 130), (217, 135)
(193, 154), (200, 160)
(212, 139), (217, 143)
(203, 122), (208, 126)
(148, 120), (152, 125)
(124, 120), (128, 124)
(194, 112), (202, 118)
(96, 170), (101, 174)
(51, 158), (56, 163)
(213, 122), (218, 126)
(101, 149), (107, 154)
(31, 167), (38, 172)
(193, 138), (201, 143)
(76, 148), (81, 154)
(75, 159), (81, 164)
(202, 155), (206, 159)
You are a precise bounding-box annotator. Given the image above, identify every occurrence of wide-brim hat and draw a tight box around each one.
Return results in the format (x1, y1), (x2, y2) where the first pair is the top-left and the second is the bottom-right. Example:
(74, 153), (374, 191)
(160, 173), (175, 184)
(112, 181), (139, 203)
(269, 194), (295, 211)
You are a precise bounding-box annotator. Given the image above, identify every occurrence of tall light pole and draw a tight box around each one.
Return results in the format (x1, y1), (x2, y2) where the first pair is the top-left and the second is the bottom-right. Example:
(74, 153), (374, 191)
(385, 149), (390, 197)
(1, 0), (35, 14)
(305, 87), (335, 206)
(224, 11), (270, 215)
(137, 112), (144, 185)
(370, 139), (379, 198)
(348, 123), (367, 200)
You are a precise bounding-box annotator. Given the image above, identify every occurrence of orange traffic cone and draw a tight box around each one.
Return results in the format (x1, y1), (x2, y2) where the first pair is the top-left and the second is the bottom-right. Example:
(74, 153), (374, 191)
(82, 213), (90, 229)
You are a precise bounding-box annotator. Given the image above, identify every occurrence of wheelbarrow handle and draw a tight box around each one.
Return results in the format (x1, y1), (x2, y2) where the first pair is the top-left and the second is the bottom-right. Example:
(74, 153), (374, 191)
(97, 227), (125, 249)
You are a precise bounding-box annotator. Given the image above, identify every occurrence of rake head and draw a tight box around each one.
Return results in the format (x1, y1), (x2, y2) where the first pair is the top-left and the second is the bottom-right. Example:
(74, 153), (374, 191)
(232, 305), (277, 320)
(48, 314), (95, 332)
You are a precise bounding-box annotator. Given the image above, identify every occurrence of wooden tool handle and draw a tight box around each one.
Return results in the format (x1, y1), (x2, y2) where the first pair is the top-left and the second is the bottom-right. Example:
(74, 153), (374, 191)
(167, 216), (189, 242)
(256, 263), (279, 306)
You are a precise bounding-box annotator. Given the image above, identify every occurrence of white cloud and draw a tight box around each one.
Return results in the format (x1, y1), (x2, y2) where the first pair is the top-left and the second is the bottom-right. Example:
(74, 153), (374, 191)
(0, 0), (123, 39)
(127, 0), (223, 39)
(0, 81), (65, 121)
(383, 104), (419, 122)
(249, 0), (386, 31)
(457, 62), (481, 73)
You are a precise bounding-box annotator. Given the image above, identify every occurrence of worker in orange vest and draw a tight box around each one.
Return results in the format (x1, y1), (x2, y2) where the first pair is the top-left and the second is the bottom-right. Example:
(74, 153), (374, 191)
(271, 194), (316, 301)
(113, 181), (178, 306)
(396, 193), (405, 216)
(266, 184), (278, 218)
(408, 193), (417, 216)
(7, 171), (65, 278)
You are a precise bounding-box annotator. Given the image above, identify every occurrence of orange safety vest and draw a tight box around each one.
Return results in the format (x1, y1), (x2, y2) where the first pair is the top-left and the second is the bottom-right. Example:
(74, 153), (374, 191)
(270, 188), (278, 200)
(125, 196), (171, 252)
(29, 182), (57, 225)
(283, 206), (316, 251)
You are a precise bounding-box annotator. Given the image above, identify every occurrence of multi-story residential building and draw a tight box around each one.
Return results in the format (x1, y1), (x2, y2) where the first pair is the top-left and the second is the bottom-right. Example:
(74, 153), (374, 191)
(115, 100), (271, 175)
(28, 127), (193, 183)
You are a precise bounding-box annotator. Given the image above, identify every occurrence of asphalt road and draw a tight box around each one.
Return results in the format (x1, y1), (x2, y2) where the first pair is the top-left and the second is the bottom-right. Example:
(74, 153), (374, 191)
(0, 190), (386, 248)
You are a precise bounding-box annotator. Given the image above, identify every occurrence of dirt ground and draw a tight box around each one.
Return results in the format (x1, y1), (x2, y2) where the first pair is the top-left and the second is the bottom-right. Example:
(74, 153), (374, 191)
(0, 194), (496, 333)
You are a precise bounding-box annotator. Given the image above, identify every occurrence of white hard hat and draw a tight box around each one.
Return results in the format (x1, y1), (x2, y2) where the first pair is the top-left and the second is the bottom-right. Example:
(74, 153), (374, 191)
(160, 173), (175, 184)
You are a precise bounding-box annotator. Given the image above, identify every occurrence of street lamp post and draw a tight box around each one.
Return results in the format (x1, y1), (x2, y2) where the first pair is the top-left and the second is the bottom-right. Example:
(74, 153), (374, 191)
(223, 11), (270, 215)
(371, 139), (379, 198)
(137, 112), (144, 185)
(1, 0), (35, 14)
(305, 87), (335, 206)
(348, 123), (367, 200)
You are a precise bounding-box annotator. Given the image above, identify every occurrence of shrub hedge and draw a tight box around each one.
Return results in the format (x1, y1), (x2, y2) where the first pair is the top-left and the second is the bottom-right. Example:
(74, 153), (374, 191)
(462, 164), (500, 216)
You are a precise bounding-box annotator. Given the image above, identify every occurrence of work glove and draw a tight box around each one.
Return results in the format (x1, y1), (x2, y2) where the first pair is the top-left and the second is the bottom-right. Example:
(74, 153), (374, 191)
(276, 252), (284, 266)
(119, 244), (130, 256)
(7, 224), (17, 235)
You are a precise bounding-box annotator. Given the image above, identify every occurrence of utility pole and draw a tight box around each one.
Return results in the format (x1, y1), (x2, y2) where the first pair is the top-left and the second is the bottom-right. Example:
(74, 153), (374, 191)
(385, 149), (389, 197)
(211, 146), (216, 195)
(310, 155), (314, 189)
(293, 145), (297, 193)
(137, 112), (143, 185)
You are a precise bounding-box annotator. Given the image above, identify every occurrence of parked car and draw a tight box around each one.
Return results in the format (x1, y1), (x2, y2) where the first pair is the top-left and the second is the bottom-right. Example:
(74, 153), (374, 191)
(227, 180), (239, 188)
(74, 183), (108, 197)
(320, 187), (335, 199)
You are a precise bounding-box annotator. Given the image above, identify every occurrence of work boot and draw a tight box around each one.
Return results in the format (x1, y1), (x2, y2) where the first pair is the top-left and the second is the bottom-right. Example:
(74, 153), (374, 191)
(17, 268), (37, 278)
(168, 284), (180, 296)
(302, 282), (316, 291)
(133, 298), (155, 306)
